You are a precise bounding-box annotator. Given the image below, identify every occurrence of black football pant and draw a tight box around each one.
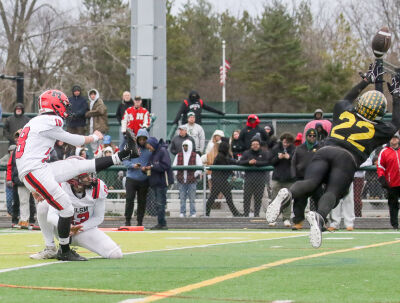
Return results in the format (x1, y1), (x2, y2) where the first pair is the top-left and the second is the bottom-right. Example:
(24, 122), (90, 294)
(292, 183), (324, 224)
(289, 146), (357, 220)
(125, 177), (149, 226)
(386, 187), (400, 229)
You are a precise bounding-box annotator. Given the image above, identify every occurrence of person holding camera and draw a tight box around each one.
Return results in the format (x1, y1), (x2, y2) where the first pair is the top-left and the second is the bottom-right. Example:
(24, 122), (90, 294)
(269, 132), (296, 227)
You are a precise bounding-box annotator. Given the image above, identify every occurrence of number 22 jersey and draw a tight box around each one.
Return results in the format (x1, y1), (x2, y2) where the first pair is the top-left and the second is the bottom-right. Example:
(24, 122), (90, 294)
(324, 99), (398, 167)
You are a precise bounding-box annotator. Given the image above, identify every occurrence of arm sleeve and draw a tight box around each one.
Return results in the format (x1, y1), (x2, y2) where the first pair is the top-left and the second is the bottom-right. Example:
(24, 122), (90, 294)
(116, 105), (122, 124)
(151, 150), (171, 172)
(391, 95), (400, 129)
(343, 80), (369, 104)
(6, 154), (12, 181)
(203, 103), (224, 115)
(82, 198), (105, 231)
(85, 103), (106, 118)
(142, 110), (151, 128)
(199, 127), (205, 153)
(120, 109), (129, 133)
(195, 154), (203, 177)
(172, 155), (178, 176)
(169, 139), (178, 155)
(376, 149), (386, 177)
(291, 150), (298, 178)
(41, 128), (85, 146)
(270, 148), (280, 165)
(3, 119), (12, 142)
(172, 102), (187, 124)
(237, 151), (250, 165)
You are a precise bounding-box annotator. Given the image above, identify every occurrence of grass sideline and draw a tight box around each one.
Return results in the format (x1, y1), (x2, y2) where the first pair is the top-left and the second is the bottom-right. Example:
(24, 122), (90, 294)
(0, 229), (399, 303)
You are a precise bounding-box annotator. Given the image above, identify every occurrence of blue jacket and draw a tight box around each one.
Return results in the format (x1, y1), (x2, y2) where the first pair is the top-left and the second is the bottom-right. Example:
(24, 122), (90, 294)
(148, 139), (174, 188)
(67, 92), (89, 128)
(123, 129), (152, 181)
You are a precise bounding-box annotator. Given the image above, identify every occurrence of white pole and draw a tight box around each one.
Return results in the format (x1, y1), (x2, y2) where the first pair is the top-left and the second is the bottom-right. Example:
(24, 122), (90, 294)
(222, 40), (226, 113)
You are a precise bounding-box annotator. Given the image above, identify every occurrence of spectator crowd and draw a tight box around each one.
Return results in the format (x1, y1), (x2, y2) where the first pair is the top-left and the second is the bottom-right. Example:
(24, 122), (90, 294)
(1, 85), (398, 231)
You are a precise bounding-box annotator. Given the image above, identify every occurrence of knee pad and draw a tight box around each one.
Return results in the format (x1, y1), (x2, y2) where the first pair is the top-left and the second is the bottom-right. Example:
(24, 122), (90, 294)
(108, 247), (123, 259)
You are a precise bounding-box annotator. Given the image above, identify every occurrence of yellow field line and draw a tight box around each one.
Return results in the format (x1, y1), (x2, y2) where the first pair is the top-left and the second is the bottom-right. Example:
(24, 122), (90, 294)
(140, 239), (400, 302)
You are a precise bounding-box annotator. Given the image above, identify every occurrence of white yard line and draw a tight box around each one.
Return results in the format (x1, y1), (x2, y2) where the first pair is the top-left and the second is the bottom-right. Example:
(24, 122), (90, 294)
(0, 233), (306, 274)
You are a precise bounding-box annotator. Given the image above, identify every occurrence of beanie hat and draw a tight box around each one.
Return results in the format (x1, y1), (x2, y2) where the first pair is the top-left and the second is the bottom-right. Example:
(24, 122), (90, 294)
(306, 128), (317, 137)
(251, 133), (261, 144)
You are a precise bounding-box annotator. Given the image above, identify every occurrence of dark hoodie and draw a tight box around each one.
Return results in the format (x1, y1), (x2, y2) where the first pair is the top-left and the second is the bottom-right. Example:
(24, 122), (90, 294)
(3, 103), (30, 145)
(264, 123), (277, 149)
(238, 115), (269, 150)
(212, 141), (236, 180)
(116, 98), (134, 125)
(147, 138), (174, 188)
(172, 90), (224, 125)
(67, 85), (89, 128)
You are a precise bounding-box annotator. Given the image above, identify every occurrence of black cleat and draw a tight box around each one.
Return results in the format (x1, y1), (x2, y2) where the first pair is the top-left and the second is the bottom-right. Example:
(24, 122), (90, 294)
(57, 249), (88, 261)
(125, 129), (140, 158)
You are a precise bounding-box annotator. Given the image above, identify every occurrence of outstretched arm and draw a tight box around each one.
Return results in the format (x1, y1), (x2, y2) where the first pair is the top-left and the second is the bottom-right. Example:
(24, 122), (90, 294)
(203, 103), (224, 115)
(343, 80), (369, 103)
(388, 74), (400, 129)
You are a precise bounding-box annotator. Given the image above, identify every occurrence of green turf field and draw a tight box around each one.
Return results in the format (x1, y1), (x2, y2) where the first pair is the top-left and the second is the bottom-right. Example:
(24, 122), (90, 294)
(0, 229), (399, 303)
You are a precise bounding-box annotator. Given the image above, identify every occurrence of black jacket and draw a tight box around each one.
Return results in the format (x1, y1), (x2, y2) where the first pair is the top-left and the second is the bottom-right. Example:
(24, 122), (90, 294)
(270, 142), (296, 182)
(11, 151), (23, 186)
(291, 142), (320, 179)
(238, 148), (270, 180)
(169, 135), (196, 155)
(172, 91), (224, 125)
(67, 87), (88, 128)
(3, 105), (30, 145)
(238, 126), (269, 151)
(116, 99), (134, 125)
(231, 138), (244, 159)
(211, 141), (236, 181)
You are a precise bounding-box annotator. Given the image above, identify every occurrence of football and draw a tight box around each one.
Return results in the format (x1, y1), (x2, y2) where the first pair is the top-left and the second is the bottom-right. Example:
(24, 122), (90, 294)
(372, 26), (391, 57)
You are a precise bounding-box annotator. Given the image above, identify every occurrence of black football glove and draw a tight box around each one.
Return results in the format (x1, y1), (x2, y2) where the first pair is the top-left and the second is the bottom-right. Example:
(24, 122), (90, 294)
(387, 73), (400, 97)
(378, 176), (389, 189)
(359, 62), (384, 84)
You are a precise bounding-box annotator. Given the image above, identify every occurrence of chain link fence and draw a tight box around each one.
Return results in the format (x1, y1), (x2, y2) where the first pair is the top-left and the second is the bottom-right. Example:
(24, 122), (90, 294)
(90, 166), (390, 220)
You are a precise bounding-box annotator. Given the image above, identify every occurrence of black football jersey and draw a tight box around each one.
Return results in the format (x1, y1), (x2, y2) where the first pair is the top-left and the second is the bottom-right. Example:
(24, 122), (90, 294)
(324, 99), (397, 166)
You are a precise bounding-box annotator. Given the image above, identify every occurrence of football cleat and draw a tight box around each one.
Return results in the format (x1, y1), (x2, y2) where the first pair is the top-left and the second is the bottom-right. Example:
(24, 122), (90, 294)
(125, 129), (140, 158)
(266, 188), (291, 223)
(57, 249), (88, 261)
(306, 211), (325, 248)
(30, 246), (58, 260)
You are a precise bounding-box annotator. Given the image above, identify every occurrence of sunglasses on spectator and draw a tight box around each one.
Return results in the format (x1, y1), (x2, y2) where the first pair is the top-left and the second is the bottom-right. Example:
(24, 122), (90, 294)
(308, 134), (316, 137)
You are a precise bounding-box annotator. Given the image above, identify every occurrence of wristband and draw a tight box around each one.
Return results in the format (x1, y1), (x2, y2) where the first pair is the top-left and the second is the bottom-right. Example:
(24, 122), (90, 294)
(91, 134), (99, 142)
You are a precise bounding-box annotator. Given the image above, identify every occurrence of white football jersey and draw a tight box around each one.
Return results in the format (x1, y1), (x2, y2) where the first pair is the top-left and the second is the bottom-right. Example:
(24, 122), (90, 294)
(16, 114), (84, 179)
(60, 179), (108, 230)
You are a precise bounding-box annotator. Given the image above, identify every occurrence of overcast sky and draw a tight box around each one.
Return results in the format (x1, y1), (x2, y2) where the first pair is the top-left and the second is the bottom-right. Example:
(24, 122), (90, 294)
(58, 0), (333, 18)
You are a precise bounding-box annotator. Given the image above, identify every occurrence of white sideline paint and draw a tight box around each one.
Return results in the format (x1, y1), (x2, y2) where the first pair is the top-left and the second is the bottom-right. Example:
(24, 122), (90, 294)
(325, 237), (354, 240)
(0, 233), (306, 274)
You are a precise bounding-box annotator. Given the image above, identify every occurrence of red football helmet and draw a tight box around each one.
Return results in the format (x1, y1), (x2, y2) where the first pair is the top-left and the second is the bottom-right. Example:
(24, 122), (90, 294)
(38, 89), (70, 119)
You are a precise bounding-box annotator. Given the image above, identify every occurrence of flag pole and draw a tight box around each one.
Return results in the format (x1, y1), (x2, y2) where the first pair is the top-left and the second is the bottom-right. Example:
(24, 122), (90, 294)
(222, 40), (226, 114)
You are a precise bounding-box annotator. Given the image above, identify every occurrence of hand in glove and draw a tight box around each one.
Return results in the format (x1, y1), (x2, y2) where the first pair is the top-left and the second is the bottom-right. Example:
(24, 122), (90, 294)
(359, 62), (384, 84)
(378, 176), (389, 189)
(387, 73), (400, 97)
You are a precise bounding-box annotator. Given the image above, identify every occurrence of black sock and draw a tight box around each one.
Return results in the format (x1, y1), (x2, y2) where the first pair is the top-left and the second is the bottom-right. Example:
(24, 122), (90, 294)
(58, 216), (72, 253)
(95, 156), (114, 172)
